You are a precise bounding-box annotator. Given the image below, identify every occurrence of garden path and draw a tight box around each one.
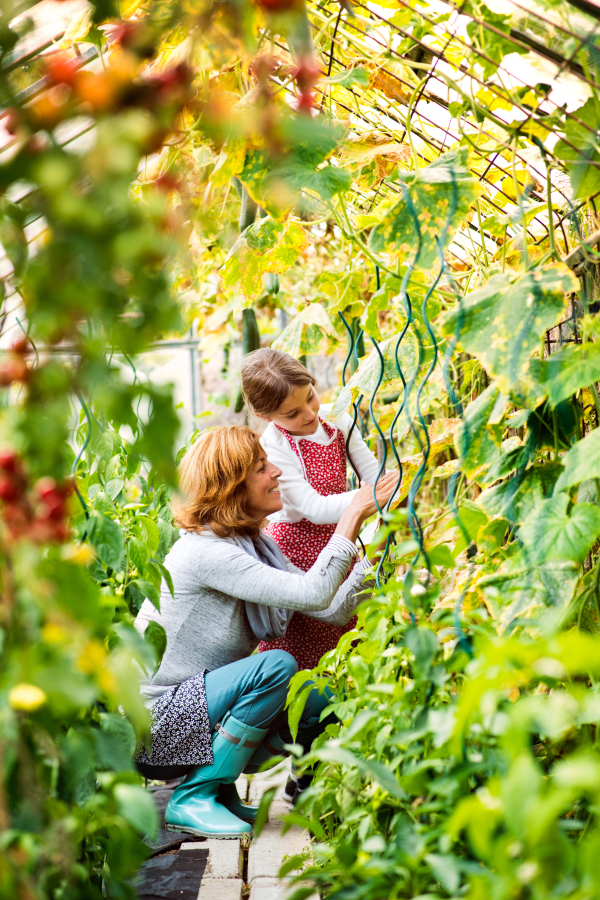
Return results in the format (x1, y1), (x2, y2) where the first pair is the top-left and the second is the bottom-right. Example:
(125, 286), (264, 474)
(138, 762), (316, 900)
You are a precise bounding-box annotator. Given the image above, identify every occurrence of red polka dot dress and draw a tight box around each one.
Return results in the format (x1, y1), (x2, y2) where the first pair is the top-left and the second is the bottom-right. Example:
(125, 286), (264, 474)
(258, 419), (358, 670)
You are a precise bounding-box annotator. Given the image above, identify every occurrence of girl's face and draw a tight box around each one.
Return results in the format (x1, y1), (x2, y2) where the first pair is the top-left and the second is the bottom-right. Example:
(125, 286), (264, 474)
(265, 383), (321, 436)
(245, 452), (283, 520)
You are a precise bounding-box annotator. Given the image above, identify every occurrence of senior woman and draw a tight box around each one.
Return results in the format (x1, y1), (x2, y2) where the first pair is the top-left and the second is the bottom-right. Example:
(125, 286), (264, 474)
(134, 425), (395, 840)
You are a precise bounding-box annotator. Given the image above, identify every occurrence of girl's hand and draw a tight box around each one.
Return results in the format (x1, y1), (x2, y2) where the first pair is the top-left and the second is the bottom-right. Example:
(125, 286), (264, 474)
(335, 472), (398, 544)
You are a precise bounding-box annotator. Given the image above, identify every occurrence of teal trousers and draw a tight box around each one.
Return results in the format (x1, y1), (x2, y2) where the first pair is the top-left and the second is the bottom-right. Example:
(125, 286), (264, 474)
(204, 649), (331, 751)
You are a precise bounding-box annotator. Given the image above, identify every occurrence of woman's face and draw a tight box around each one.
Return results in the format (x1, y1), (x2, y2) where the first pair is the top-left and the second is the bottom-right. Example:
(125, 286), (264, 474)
(265, 383), (321, 436)
(245, 452), (283, 520)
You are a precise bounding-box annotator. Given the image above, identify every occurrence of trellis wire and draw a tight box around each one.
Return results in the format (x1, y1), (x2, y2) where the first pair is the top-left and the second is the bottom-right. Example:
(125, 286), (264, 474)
(344, 165), (478, 651)
(301, 0), (600, 261)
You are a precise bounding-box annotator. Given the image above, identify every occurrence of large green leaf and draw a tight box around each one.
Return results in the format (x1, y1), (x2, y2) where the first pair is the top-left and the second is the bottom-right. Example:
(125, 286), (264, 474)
(519, 494), (600, 565)
(239, 117), (350, 218)
(114, 783), (158, 839)
(272, 303), (341, 358)
(478, 463), (562, 525)
(128, 537), (149, 575)
(220, 217), (311, 307)
(157, 517), (180, 559)
(144, 620), (168, 674)
(478, 553), (579, 633)
(317, 270), (366, 319)
(456, 384), (506, 478)
(94, 713), (136, 772)
(368, 149), (479, 270)
(404, 626), (437, 681)
(540, 341), (600, 408)
(554, 98), (600, 200)
(439, 264), (578, 395)
(134, 514), (160, 555)
(86, 511), (125, 571)
(555, 427), (600, 492)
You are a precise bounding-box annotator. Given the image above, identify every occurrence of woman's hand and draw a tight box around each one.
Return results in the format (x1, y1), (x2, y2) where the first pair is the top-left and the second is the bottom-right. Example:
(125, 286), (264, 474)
(334, 471), (398, 544)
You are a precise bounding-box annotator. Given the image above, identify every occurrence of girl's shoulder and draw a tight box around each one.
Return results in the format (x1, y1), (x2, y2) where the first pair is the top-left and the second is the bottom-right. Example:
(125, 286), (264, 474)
(260, 421), (288, 451)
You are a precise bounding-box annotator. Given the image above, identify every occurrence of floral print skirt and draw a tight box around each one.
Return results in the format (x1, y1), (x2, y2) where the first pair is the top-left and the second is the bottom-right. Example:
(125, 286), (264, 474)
(135, 671), (213, 767)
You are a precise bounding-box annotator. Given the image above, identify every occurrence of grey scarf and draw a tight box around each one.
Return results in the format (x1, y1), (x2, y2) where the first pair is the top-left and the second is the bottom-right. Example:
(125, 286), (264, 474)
(233, 532), (295, 641)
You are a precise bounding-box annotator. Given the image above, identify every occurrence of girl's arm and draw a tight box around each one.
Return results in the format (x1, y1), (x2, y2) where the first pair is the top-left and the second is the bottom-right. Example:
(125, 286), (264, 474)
(263, 437), (359, 525)
(342, 413), (382, 485)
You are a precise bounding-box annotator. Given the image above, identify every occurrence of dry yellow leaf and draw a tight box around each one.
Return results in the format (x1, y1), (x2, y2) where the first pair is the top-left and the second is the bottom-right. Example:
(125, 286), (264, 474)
(369, 67), (409, 104)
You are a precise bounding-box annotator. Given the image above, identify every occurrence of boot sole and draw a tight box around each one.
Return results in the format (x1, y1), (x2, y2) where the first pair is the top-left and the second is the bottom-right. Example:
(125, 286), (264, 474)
(165, 823), (250, 840)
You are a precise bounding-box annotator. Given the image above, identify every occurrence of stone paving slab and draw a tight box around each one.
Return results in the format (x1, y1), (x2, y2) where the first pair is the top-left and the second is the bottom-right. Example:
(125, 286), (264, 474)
(181, 838), (242, 879)
(247, 817), (310, 882)
(198, 877), (243, 899)
(249, 877), (318, 900)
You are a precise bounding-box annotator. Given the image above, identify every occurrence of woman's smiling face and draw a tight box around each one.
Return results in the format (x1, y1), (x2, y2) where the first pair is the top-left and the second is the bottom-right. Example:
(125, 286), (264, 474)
(264, 383), (321, 436)
(244, 452), (283, 520)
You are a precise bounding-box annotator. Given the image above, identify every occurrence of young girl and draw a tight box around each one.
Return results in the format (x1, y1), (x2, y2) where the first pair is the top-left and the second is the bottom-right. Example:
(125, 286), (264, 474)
(241, 347), (383, 672)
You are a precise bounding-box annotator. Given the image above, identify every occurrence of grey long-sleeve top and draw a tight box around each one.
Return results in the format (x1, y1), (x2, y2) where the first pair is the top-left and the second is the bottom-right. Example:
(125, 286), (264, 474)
(134, 530), (372, 705)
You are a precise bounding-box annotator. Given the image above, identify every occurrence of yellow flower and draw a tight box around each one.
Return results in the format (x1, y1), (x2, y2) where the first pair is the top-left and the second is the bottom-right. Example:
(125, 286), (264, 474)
(99, 669), (118, 695)
(9, 683), (47, 712)
(60, 543), (95, 565)
(41, 622), (68, 645)
(77, 640), (107, 675)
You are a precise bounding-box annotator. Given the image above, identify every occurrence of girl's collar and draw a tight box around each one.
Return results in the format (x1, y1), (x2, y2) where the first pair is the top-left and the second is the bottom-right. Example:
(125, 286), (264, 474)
(274, 417), (337, 446)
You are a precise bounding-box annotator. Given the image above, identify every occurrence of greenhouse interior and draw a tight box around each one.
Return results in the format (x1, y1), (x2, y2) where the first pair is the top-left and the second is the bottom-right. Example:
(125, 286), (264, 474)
(2, 0), (600, 895)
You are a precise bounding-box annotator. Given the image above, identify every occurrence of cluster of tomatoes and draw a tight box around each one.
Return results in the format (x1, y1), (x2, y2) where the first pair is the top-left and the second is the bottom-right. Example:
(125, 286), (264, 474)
(294, 57), (320, 114)
(5, 27), (194, 146)
(0, 338), (30, 389)
(0, 449), (72, 543)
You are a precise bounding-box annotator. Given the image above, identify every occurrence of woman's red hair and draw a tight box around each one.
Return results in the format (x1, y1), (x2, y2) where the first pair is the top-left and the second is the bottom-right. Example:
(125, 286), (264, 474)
(172, 426), (264, 538)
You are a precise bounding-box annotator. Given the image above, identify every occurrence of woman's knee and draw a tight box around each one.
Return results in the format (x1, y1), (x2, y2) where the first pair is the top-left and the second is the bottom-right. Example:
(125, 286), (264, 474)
(259, 649), (298, 684)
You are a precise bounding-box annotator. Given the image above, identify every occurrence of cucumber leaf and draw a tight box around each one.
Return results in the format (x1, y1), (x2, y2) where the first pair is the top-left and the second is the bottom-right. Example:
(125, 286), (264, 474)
(519, 494), (600, 565)
(440, 264), (578, 395)
(369, 149), (479, 270)
(272, 303), (341, 358)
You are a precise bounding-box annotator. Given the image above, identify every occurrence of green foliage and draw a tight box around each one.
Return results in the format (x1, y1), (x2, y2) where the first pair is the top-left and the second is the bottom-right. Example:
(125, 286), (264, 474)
(220, 217), (312, 306)
(554, 98), (600, 200)
(284, 597), (600, 900)
(440, 264), (579, 397)
(540, 341), (600, 408)
(0, 11), (187, 894)
(272, 304), (340, 358)
(519, 494), (600, 565)
(369, 150), (479, 270)
(555, 426), (600, 492)
(240, 118), (352, 218)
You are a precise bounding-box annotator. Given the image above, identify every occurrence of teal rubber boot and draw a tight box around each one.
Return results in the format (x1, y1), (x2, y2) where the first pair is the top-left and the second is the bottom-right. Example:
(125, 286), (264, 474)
(243, 731), (288, 775)
(165, 713), (267, 839)
(218, 782), (258, 823)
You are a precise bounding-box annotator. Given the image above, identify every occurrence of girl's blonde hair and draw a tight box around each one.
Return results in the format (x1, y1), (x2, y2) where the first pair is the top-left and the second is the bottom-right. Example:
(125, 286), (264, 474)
(173, 426), (264, 538)
(241, 348), (316, 417)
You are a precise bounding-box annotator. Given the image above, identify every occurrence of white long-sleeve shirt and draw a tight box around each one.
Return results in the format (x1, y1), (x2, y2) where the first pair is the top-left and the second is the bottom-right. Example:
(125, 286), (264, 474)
(260, 403), (381, 525)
